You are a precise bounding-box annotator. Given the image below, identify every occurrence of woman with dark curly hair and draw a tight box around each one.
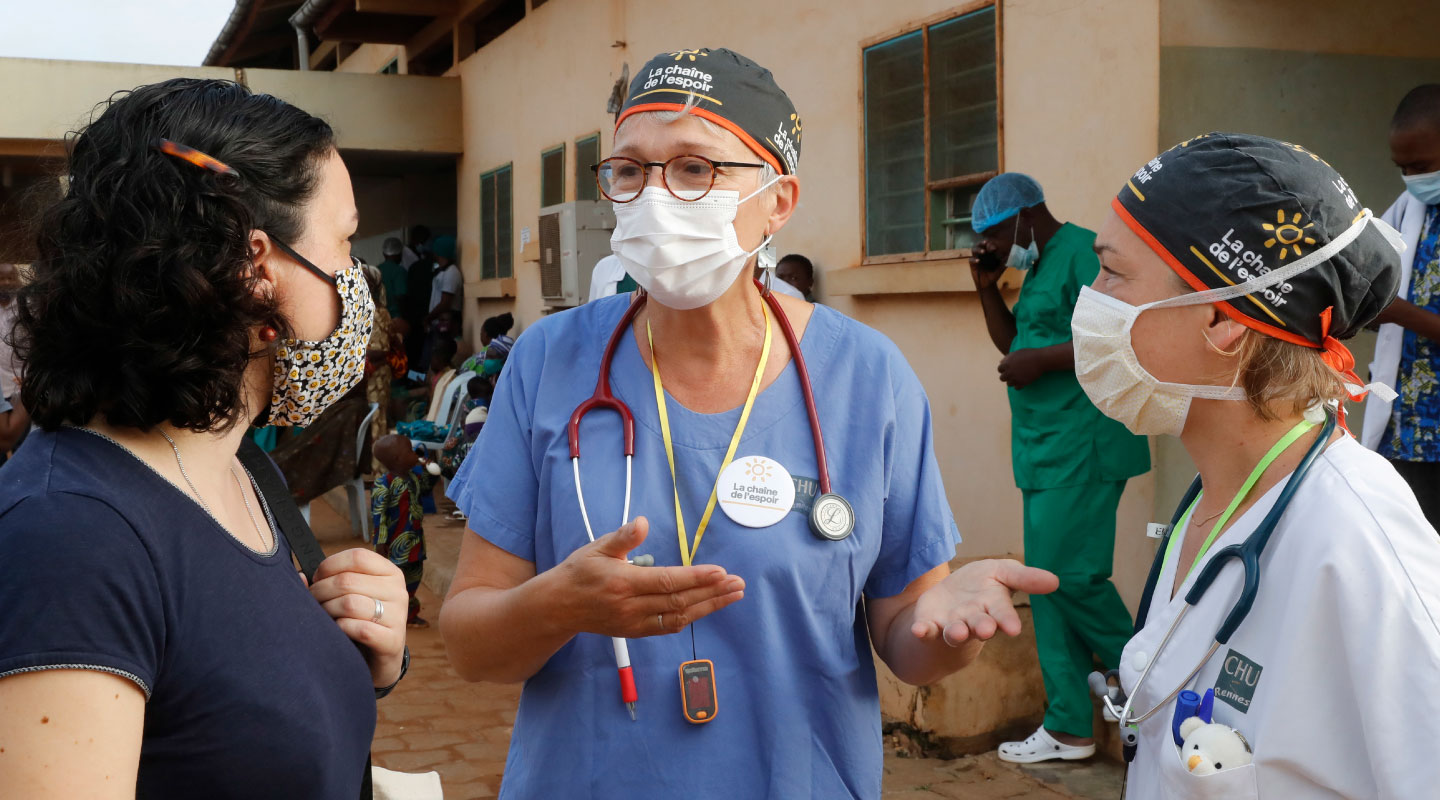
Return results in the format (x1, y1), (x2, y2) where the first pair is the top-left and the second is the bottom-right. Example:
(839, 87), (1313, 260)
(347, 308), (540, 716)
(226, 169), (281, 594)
(0, 78), (410, 798)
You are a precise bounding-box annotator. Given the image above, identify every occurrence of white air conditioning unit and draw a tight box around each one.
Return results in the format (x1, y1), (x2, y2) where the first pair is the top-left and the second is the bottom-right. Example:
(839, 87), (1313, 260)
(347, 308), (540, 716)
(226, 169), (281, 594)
(539, 200), (616, 307)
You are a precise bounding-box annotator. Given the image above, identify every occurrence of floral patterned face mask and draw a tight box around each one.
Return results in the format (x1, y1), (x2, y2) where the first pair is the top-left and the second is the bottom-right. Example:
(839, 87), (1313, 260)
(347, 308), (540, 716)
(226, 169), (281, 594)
(263, 240), (375, 427)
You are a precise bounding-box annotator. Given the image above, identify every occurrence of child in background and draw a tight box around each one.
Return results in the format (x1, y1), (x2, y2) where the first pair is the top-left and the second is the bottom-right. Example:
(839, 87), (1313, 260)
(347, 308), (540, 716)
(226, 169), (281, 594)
(461, 376), (490, 416)
(371, 434), (440, 628)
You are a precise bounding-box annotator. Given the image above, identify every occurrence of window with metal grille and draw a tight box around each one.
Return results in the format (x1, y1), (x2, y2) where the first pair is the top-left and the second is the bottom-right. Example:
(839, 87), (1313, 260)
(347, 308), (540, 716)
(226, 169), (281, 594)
(480, 164), (513, 279)
(541, 145), (565, 208)
(575, 134), (600, 202)
(863, 5), (999, 259)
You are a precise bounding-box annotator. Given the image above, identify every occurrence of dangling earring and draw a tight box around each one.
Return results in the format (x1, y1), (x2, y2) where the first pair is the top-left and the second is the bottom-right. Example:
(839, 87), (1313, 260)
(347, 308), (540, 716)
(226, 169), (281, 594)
(259, 325), (278, 343)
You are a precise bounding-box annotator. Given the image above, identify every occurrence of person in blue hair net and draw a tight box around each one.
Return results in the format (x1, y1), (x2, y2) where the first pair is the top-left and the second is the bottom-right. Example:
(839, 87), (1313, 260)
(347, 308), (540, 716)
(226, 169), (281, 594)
(967, 172), (1151, 763)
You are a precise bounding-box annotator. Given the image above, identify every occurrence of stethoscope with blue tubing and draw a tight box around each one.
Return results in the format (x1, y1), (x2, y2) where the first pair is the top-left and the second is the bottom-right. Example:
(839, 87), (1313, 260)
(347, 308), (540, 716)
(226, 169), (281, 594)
(1097, 405), (1339, 771)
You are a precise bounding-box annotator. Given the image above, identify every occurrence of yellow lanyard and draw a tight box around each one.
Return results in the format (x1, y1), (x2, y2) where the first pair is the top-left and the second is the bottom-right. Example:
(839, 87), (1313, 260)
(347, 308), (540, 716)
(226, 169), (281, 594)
(646, 303), (772, 567)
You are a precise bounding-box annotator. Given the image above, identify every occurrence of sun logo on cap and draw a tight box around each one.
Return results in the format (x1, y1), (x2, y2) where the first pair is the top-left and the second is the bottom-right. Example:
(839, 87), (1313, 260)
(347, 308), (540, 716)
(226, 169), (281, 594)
(1281, 141), (1332, 168)
(790, 113), (803, 141)
(669, 49), (706, 62)
(744, 458), (773, 483)
(1262, 209), (1317, 261)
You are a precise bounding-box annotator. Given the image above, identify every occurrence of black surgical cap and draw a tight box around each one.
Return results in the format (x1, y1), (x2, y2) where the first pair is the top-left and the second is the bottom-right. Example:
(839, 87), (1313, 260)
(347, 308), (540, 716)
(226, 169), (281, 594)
(1115, 132), (1401, 347)
(617, 48), (802, 175)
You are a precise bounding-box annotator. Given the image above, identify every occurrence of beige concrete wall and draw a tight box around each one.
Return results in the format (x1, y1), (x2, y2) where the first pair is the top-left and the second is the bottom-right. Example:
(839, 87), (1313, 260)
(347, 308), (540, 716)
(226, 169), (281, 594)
(867, 0), (1163, 743)
(452, 0), (1163, 743)
(245, 68), (462, 153)
(0, 57), (233, 142)
(0, 57), (460, 155)
(1161, 0), (1440, 59)
(1151, 0), (1440, 518)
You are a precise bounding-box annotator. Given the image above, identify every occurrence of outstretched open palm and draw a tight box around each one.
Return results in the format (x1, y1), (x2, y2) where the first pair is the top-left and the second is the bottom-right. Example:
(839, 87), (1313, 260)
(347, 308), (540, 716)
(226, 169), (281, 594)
(910, 559), (1059, 645)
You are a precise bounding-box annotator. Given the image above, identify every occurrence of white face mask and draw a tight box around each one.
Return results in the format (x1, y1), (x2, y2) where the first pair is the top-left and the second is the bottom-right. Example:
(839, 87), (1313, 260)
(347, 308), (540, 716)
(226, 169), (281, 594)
(610, 178), (779, 310)
(1071, 288), (1247, 437)
(1006, 214), (1039, 271)
(1071, 209), (1402, 437)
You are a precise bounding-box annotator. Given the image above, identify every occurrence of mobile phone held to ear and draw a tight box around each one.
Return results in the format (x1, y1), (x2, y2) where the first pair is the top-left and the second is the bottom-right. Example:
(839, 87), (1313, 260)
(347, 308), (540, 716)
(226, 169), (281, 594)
(975, 248), (1005, 272)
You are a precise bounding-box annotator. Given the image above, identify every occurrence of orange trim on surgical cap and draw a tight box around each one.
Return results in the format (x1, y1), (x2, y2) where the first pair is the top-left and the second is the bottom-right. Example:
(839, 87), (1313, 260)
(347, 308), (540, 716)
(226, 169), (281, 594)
(615, 101), (785, 174)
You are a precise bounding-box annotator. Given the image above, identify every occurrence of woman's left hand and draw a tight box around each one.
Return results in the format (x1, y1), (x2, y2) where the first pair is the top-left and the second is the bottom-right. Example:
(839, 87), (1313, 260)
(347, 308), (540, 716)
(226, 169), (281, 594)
(910, 559), (1059, 645)
(308, 548), (409, 687)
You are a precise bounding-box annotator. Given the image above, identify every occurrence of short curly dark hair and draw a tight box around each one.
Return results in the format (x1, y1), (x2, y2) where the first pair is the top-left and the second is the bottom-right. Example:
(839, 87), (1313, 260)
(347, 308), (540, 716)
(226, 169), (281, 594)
(16, 78), (335, 433)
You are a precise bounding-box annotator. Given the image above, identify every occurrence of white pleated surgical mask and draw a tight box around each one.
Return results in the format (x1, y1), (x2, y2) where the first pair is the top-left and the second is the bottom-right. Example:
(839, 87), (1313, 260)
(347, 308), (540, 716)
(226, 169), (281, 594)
(1072, 209), (1403, 437)
(1071, 288), (1247, 437)
(610, 178), (779, 310)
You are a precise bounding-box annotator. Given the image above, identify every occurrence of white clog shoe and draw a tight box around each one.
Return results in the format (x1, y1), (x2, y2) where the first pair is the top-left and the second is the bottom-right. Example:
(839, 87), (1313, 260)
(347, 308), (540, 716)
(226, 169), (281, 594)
(997, 726), (1096, 763)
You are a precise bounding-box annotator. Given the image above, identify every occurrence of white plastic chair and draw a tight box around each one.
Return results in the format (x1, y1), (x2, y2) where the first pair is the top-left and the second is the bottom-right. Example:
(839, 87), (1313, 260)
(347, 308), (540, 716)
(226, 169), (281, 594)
(413, 371), (474, 454)
(345, 402), (382, 540)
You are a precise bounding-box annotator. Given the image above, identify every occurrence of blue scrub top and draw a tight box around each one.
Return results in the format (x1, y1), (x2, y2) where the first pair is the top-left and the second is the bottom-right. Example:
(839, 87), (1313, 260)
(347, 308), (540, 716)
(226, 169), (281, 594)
(449, 296), (961, 799)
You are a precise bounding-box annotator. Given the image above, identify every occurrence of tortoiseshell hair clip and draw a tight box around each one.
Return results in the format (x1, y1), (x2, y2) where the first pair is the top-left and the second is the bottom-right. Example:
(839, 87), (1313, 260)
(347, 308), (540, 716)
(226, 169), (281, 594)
(152, 138), (239, 178)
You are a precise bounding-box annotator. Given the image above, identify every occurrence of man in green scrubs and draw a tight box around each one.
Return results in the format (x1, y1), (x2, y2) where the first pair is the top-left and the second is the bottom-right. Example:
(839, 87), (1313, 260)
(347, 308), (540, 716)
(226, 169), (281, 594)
(967, 173), (1151, 762)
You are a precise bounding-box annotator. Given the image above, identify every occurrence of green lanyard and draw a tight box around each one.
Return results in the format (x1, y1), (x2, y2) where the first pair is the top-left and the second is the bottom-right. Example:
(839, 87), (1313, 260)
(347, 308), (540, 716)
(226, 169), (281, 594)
(1164, 419), (1317, 585)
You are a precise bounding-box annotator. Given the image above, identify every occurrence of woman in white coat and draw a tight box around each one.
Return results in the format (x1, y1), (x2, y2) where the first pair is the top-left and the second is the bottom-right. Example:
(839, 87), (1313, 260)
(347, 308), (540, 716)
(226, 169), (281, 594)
(1073, 132), (1440, 798)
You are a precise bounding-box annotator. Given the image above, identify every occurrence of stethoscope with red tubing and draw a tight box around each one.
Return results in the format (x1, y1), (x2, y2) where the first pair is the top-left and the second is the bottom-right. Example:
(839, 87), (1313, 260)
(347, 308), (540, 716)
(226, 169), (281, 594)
(563, 279), (855, 722)
(567, 278), (854, 545)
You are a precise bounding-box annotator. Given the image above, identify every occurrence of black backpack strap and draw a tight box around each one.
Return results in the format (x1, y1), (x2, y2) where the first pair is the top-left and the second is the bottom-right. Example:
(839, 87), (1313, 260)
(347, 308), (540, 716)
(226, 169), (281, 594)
(236, 437), (376, 800)
(237, 438), (327, 582)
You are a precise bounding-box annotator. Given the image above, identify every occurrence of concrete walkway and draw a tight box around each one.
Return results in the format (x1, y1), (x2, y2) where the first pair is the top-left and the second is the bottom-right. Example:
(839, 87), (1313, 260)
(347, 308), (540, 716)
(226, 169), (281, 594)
(311, 495), (1121, 799)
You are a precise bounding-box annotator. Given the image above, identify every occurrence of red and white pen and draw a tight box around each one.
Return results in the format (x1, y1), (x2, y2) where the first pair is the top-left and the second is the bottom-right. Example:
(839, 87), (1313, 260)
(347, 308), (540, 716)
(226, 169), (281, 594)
(612, 636), (638, 720)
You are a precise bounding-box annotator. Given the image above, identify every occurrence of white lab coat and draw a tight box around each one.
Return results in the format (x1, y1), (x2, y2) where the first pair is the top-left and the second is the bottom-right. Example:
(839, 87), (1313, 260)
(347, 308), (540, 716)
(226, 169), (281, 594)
(1361, 191), (1430, 450)
(1121, 436), (1440, 798)
(587, 254), (626, 303)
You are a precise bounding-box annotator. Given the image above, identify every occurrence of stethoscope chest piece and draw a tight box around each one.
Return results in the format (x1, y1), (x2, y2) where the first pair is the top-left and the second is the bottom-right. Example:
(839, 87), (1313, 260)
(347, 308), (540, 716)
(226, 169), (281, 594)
(809, 493), (854, 541)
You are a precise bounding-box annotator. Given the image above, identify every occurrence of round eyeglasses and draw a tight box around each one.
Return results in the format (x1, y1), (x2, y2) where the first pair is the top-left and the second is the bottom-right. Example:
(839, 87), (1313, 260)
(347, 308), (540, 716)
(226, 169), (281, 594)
(592, 155), (768, 203)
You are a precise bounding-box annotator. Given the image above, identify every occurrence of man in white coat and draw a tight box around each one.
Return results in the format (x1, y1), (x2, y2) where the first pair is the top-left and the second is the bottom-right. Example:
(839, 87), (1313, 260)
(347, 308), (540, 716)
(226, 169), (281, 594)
(1363, 84), (1440, 529)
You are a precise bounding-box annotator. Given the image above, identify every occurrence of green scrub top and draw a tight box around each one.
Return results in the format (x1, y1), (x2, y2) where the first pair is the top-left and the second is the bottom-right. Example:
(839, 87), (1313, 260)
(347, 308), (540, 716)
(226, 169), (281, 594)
(1007, 222), (1150, 489)
(378, 259), (408, 318)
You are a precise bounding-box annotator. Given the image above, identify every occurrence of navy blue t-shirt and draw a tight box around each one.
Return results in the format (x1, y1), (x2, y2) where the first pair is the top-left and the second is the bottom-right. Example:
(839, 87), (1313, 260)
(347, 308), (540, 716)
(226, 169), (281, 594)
(0, 428), (376, 798)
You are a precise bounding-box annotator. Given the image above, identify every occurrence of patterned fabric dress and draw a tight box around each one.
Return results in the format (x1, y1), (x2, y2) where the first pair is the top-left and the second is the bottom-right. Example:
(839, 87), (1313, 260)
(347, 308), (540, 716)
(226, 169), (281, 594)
(1380, 205), (1440, 461)
(365, 305), (396, 474)
(371, 468), (435, 622)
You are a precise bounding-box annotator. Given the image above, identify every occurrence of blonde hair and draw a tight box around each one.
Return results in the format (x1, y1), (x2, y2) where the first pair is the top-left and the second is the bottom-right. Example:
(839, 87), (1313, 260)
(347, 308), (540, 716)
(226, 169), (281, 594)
(1171, 270), (1344, 420)
(1221, 329), (1345, 421)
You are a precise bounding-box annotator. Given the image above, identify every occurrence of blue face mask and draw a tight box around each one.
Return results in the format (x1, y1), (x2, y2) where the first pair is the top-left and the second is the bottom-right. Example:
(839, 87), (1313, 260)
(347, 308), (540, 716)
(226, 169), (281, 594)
(1404, 170), (1440, 206)
(1005, 214), (1039, 271)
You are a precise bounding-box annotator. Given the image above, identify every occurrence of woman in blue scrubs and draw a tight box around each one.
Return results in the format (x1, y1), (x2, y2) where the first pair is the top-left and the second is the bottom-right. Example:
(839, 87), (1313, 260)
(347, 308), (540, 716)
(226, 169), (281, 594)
(441, 48), (1057, 799)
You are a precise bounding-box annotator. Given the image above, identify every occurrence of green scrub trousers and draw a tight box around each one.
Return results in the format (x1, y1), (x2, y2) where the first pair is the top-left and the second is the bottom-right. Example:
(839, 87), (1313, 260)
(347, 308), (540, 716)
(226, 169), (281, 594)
(1006, 222), (1150, 738)
(1022, 481), (1132, 737)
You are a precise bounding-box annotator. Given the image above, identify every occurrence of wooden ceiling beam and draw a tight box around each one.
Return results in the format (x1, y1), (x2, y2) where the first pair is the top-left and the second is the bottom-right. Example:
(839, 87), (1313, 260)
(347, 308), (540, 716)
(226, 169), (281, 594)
(0, 139), (65, 159)
(404, 0), (505, 59)
(355, 0), (454, 15)
(226, 29), (297, 64)
(315, 15), (428, 44)
(308, 39), (339, 69)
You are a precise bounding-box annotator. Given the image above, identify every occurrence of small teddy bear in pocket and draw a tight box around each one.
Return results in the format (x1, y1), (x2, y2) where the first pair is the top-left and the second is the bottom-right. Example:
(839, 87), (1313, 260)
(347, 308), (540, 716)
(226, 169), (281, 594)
(1179, 716), (1254, 776)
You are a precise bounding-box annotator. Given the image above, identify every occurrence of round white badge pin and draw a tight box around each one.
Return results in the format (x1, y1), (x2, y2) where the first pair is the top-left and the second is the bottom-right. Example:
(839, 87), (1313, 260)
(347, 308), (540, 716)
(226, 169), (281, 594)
(716, 455), (796, 528)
